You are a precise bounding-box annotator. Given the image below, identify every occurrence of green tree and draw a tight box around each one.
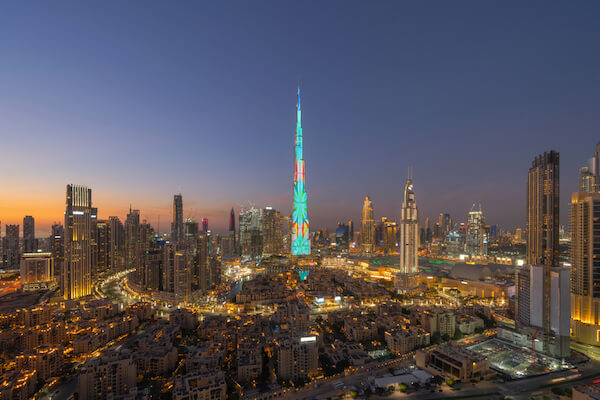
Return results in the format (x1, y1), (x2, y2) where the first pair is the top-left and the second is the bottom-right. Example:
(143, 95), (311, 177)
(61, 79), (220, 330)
(453, 330), (463, 340)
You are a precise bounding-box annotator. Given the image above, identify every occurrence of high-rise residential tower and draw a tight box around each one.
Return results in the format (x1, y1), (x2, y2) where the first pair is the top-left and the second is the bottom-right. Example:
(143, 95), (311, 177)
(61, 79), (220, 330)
(239, 208), (262, 258)
(292, 88), (310, 256)
(520, 151), (569, 357)
(262, 207), (283, 256)
(63, 184), (93, 299)
(361, 196), (375, 254)
(125, 207), (141, 270)
(23, 216), (36, 253)
(570, 191), (600, 345)
(399, 178), (419, 273)
(570, 142), (600, 346)
(171, 194), (183, 243)
(109, 216), (125, 273)
(50, 223), (64, 281)
(527, 151), (560, 267)
(3, 225), (20, 269)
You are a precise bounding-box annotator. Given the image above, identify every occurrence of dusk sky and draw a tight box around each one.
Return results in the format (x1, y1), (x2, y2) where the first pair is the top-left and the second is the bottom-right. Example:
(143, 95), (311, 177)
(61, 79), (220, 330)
(1, 1), (599, 235)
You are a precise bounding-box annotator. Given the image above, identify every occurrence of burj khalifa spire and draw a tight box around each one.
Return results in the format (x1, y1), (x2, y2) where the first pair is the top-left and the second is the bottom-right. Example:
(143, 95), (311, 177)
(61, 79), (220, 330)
(292, 88), (310, 255)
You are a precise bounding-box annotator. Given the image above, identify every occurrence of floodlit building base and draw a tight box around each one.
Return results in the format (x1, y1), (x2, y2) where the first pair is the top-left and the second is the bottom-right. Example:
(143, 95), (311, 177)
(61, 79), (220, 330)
(394, 273), (420, 293)
(571, 319), (600, 347)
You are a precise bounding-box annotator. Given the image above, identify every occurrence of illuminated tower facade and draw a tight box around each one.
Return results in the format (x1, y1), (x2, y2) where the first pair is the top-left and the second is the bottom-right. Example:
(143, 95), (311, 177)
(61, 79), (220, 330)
(361, 196), (375, 254)
(400, 178), (419, 273)
(63, 184), (93, 299)
(571, 143), (600, 346)
(465, 203), (486, 256)
(292, 88), (310, 255)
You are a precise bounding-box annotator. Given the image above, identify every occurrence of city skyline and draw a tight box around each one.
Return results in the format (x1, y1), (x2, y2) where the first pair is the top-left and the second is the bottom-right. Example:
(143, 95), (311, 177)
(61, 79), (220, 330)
(2, 2), (600, 234)
(3, 3), (600, 398)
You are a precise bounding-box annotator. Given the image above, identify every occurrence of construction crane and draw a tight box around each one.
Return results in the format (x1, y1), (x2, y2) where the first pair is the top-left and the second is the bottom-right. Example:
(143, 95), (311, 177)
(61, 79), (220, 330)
(515, 314), (541, 364)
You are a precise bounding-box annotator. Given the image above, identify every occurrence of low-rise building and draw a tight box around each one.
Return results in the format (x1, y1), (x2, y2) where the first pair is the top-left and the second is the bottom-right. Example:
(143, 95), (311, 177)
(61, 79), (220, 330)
(420, 310), (456, 337)
(125, 302), (155, 321)
(80, 299), (119, 320)
(170, 308), (198, 331)
(0, 370), (37, 400)
(456, 315), (484, 335)
(172, 370), (227, 400)
(237, 349), (262, 383)
(385, 327), (430, 354)
(15, 346), (63, 382)
(344, 317), (377, 342)
(77, 349), (137, 400)
(416, 345), (489, 381)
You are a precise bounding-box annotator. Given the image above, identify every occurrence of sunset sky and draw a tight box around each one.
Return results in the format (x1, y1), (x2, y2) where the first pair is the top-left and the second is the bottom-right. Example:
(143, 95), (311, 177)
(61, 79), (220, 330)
(1, 1), (599, 235)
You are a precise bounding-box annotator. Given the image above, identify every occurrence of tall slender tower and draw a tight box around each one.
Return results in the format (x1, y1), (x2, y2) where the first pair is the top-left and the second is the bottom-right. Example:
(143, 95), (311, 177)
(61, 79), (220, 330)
(171, 194), (183, 243)
(400, 177), (419, 273)
(63, 184), (93, 299)
(23, 216), (36, 253)
(361, 196), (375, 254)
(526, 151), (560, 355)
(292, 88), (310, 255)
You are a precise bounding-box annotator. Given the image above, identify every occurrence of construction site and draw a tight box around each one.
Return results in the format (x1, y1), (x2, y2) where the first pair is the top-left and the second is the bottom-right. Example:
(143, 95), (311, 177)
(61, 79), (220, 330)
(467, 338), (572, 379)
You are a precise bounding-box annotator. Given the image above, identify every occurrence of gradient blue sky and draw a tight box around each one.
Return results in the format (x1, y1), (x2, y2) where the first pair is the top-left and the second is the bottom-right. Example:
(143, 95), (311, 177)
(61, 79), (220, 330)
(1, 1), (599, 235)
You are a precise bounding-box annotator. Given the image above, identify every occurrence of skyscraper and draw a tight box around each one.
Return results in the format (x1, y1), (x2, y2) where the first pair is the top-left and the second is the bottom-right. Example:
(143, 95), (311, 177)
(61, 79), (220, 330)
(125, 207), (140, 270)
(399, 178), (419, 273)
(239, 208), (262, 258)
(527, 151), (559, 352)
(570, 191), (600, 345)
(108, 216), (125, 273)
(50, 223), (64, 281)
(96, 220), (110, 277)
(570, 143), (600, 346)
(3, 225), (20, 269)
(201, 218), (209, 233)
(383, 220), (398, 255)
(335, 223), (350, 253)
(361, 196), (375, 254)
(229, 208), (236, 233)
(438, 213), (451, 236)
(171, 194), (183, 243)
(291, 88), (310, 256)
(229, 207), (237, 255)
(63, 184), (93, 299)
(527, 151), (560, 267)
(465, 204), (486, 256)
(184, 219), (199, 241)
(348, 219), (354, 243)
(262, 207), (283, 256)
(23, 216), (36, 253)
